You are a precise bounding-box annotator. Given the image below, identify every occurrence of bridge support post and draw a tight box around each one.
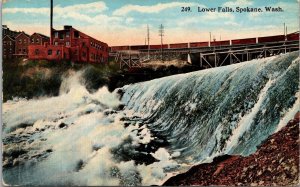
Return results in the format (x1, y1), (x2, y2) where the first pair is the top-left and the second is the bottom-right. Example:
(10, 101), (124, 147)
(264, 49), (267, 58)
(247, 51), (249, 61)
(119, 53), (122, 69)
(187, 53), (191, 64)
(285, 46), (287, 54)
(200, 53), (202, 67)
(214, 53), (217, 67)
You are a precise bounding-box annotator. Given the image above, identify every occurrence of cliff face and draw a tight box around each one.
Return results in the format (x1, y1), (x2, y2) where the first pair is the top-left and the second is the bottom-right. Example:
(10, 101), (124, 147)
(163, 112), (300, 186)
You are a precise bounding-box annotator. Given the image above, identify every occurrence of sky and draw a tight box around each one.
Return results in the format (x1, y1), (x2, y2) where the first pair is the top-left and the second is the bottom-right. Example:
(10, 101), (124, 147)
(1, 0), (299, 46)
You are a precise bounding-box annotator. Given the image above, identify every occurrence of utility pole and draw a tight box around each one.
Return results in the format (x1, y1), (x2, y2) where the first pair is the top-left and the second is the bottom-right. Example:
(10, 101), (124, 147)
(209, 32), (211, 47)
(50, 0), (53, 45)
(147, 24), (150, 59)
(285, 25), (288, 41)
(213, 35), (216, 51)
(284, 22), (288, 41)
(159, 24), (164, 61)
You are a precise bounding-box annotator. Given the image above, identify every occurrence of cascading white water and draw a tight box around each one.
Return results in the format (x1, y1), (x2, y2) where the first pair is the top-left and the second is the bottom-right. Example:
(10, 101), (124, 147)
(2, 52), (299, 186)
(121, 51), (299, 161)
(3, 70), (179, 186)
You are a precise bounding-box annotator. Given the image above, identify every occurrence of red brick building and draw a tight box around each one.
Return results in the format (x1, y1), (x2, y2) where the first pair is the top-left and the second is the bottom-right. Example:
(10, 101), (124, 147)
(30, 33), (50, 45)
(2, 35), (15, 59)
(28, 26), (109, 63)
(28, 0), (108, 63)
(15, 32), (30, 57)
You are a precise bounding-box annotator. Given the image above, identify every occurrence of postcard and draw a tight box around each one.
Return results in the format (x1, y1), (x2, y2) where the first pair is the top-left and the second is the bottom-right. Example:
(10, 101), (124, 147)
(1, 0), (299, 186)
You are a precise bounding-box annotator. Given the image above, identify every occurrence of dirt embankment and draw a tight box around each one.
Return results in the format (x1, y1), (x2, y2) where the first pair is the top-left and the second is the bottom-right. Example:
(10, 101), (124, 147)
(163, 112), (300, 186)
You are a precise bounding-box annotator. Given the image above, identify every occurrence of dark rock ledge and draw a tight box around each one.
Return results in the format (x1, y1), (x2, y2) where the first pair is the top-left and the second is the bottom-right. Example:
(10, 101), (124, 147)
(163, 112), (300, 186)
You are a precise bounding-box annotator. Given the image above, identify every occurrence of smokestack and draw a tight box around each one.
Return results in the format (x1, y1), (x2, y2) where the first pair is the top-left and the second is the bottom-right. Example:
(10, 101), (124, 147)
(50, 0), (53, 44)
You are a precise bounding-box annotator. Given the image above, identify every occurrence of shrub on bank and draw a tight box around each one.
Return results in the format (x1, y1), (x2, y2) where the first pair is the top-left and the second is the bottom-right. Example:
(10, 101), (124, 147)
(2, 58), (121, 102)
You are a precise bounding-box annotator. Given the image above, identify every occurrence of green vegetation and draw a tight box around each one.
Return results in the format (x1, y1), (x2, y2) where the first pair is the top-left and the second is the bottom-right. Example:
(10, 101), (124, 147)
(2, 58), (198, 102)
(2, 58), (120, 102)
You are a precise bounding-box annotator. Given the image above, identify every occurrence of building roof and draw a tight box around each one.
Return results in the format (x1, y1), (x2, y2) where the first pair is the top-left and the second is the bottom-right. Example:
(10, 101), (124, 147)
(32, 32), (50, 39)
(15, 31), (30, 39)
(3, 35), (15, 41)
(53, 26), (108, 46)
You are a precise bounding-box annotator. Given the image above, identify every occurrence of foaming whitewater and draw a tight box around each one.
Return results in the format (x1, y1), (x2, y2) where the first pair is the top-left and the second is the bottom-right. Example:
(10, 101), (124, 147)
(2, 52), (299, 186)
(3, 70), (177, 186)
(121, 52), (299, 162)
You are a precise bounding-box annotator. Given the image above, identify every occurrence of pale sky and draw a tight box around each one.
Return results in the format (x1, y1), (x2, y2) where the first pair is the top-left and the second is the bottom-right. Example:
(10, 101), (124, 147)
(2, 0), (299, 46)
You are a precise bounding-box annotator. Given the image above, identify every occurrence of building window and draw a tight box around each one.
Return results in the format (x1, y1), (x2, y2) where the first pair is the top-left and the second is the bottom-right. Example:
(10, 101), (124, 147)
(36, 39), (40, 43)
(19, 39), (22, 44)
(66, 32), (70, 37)
(4, 41), (7, 45)
(82, 52), (86, 57)
(74, 31), (79, 38)
(48, 49), (52, 55)
(24, 39), (27, 44)
(54, 42), (58, 46)
(66, 42), (70, 46)
(35, 49), (39, 55)
(31, 38), (34, 43)
(10, 41), (12, 45)
(56, 50), (61, 56)
(55, 32), (59, 38)
(19, 49), (22, 52)
(4, 49), (6, 52)
(59, 33), (64, 39)
(23, 48), (26, 53)
(74, 49), (78, 55)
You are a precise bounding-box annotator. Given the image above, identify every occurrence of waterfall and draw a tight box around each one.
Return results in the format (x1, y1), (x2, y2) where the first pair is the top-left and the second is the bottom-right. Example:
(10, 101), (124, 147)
(2, 51), (299, 186)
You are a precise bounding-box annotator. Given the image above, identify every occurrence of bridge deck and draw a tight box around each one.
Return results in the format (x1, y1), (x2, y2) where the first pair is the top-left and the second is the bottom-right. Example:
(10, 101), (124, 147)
(112, 40), (299, 69)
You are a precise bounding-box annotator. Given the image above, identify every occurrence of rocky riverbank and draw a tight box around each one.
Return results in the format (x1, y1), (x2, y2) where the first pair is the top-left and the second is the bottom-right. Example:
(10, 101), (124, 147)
(163, 112), (300, 186)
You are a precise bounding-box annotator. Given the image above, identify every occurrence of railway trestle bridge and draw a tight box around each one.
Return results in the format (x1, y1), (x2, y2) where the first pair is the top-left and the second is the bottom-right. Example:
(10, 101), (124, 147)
(111, 40), (299, 69)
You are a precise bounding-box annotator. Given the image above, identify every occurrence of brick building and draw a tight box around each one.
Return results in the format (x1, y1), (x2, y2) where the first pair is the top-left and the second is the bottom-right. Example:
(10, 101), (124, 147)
(2, 25), (22, 59)
(30, 33), (50, 45)
(3, 35), (15, 59)
(15, 32), (30, 57)
(27, 0), (108, 63)
(2, 25), (20, 38)
(28, 25), (109, 63)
